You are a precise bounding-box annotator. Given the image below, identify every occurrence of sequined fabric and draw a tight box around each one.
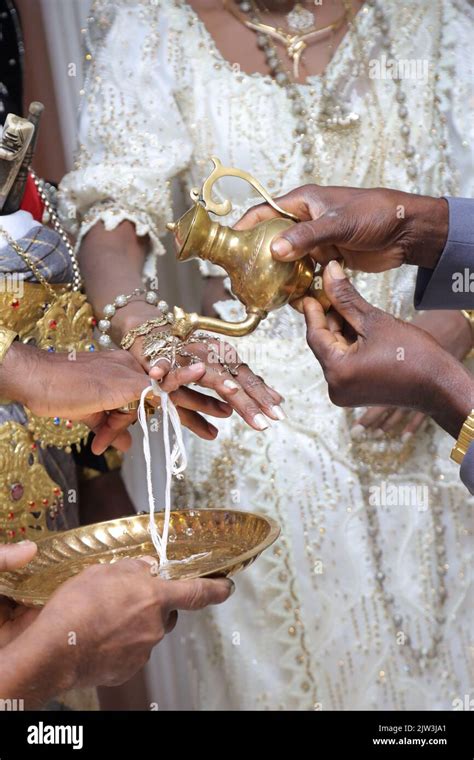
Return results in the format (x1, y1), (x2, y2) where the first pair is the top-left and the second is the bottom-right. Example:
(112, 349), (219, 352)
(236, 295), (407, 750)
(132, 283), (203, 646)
(61, 0), (474, 710)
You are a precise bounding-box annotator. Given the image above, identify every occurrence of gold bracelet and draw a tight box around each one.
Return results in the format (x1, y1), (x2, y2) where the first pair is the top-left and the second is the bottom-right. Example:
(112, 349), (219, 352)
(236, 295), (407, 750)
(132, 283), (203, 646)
(120, 316), (169, 350)
(0, 327), (18, 364)
(450, 409), (474, 465)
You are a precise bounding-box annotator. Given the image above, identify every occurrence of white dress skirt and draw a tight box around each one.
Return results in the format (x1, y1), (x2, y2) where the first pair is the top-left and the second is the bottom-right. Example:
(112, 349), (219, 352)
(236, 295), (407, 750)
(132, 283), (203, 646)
(60, 0), (474, 709)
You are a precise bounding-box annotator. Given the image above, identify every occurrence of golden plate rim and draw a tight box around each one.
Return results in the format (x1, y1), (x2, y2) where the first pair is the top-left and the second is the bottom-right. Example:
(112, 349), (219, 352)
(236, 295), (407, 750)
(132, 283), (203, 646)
(0, 509), (281, 606)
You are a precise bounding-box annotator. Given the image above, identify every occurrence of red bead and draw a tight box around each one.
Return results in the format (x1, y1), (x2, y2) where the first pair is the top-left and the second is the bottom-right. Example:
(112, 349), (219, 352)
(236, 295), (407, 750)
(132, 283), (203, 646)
(31, 443), (37, 450)
(6, 530), (15, 538)
(28, 500), (36, 508)
(41, 498), (49, 506)
(53, 487), (61, 495)
(90, 317), (97, 326)
(49, 319), (57, 329)
(11, 299), (20, 309)
(65, 420), (73, 429)
(20, 527), (26, 534)
(8, 512), (14, 520)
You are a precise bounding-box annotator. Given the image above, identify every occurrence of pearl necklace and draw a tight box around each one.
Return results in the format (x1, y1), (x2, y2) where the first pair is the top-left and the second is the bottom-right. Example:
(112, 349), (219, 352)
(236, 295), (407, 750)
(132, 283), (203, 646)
(30, 169), (83, 292)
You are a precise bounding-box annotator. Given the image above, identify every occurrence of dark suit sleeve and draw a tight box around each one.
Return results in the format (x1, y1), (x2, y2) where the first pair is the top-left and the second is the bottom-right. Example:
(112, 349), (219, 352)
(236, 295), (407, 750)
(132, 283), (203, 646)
(460, 442), (474, 495)
(415, 197), (474, 310)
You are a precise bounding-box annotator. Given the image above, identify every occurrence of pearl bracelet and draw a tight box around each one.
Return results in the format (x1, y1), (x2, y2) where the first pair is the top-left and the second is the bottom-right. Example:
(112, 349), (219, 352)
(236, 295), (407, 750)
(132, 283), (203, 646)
(98, 287), (169, 348)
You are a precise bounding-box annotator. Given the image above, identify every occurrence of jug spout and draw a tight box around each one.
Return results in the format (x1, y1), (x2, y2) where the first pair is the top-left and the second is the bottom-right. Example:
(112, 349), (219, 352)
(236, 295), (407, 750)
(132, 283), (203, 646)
(172, 305), (266, 340)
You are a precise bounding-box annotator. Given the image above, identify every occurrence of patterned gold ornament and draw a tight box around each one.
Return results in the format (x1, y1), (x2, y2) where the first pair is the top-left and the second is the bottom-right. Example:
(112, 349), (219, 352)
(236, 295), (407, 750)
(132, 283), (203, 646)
(0, 421), (64, 542)
(23, 290), (97, 452)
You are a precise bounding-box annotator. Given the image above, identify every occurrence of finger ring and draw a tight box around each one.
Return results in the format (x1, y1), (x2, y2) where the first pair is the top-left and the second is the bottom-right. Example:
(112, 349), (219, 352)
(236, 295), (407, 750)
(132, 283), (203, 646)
(117, 401), (139, 413)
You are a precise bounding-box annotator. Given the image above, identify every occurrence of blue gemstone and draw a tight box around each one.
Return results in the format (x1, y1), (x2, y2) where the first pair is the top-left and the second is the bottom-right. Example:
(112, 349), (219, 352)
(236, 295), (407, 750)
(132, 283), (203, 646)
(88, 345), (95, 352)
(53, 417), (60, 425)
(47, 346), (55, 352)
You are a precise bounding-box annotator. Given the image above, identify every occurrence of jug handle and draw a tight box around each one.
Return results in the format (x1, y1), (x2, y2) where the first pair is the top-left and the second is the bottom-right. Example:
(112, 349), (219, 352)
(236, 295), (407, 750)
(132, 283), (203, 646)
(191, 156), (300, 222)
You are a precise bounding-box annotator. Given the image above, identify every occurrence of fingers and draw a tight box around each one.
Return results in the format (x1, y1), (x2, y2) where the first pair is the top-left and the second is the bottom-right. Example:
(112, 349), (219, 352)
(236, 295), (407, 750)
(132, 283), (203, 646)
(196, 369), (275, 430)
(86, 411), (134, 455)
(0, 541), (37, 572)
(234, 185), (319, 231)
(169, 386), (232, 418)
(303, 296), (347, 365)
(351, 406), (393, 437)
(160, 577), (234, 612)
(233, 202), (280, 231)
(149, 362), (206, 390)
(176, 406), (218, 440)
(232, 364), (285, 421)
(321, 261), (372, 334)
(351, 408), (427, 441)
(401, 411), (427, 440)
(175, 342), (284, 430)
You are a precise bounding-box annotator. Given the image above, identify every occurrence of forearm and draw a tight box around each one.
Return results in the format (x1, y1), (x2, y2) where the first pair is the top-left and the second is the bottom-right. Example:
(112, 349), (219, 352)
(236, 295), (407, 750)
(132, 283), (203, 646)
(79, 221), (157, 342)
(0, 620), (75, 709)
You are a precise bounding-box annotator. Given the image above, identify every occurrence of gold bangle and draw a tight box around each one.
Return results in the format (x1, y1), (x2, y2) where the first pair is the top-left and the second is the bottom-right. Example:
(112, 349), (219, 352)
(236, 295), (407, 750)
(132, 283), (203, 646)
(0, 327), (18, 364)
(450, 409), (474, 465)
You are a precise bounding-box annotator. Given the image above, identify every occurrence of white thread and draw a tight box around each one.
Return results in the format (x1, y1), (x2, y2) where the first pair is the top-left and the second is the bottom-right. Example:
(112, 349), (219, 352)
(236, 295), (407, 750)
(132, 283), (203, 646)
(137, 379), (187, 565)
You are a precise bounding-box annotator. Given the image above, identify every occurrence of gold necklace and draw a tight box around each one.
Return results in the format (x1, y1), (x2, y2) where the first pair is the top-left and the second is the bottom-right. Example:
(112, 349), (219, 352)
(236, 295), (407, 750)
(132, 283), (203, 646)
(225, 0), (346, 78)
(0, 224), (58, 300)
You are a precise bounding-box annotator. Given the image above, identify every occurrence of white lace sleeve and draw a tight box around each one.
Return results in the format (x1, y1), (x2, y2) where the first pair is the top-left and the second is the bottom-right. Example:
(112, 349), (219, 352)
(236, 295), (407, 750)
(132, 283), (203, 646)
(59, 0), (192, 274)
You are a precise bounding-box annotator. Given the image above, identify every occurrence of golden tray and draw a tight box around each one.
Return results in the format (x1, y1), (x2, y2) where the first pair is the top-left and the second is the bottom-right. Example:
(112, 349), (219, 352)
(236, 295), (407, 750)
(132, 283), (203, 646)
(0, 509), (280, 606)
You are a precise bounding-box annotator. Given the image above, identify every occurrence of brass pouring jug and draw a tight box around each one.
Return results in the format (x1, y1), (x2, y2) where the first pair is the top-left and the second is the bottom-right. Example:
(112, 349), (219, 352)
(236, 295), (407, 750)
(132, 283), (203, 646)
(167, 157), (329, 339)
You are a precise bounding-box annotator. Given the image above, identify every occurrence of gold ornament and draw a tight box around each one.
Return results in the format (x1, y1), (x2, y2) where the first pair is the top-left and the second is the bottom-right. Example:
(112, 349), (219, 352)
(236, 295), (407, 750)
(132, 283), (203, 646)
(0, 421), (65, 542)
(22, 290), (97, 451)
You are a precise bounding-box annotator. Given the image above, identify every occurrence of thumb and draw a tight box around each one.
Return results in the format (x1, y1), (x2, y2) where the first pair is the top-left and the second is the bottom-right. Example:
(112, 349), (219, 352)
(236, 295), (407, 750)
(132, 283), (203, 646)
(0, 541), (37, 572)
(322, 261), (372, 333)
(162, 577), (234, 611)
(271, 214), (344, 261)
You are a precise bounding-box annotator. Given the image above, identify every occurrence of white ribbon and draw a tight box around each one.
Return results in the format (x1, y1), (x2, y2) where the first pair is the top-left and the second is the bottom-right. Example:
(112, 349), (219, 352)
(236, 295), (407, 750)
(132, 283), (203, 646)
(137, 379), (187, 565)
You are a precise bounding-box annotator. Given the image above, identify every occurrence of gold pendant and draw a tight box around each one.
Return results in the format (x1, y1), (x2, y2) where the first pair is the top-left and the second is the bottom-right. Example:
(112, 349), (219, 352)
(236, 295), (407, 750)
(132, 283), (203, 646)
(0, 421), (64, 542)
(25, 290), (97, 451)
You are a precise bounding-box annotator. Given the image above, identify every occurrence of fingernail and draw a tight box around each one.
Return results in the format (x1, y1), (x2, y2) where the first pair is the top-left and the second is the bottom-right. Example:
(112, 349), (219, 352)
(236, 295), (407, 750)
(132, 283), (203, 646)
(253, 413), (270, 430)
(327, 260), (346, 279)
(191, 362), (206, 372)
(138, 556), (157, 566)
(373, 428), (385, 439)
(401, 432), (413, 444)
(271, 237), (293, 258)
(350, 424), (366, 441)
(227, 579), (236, 596)
(224, 379), (239, 391)
(207, 423), (218, 438)
(271, 405), (286, 420)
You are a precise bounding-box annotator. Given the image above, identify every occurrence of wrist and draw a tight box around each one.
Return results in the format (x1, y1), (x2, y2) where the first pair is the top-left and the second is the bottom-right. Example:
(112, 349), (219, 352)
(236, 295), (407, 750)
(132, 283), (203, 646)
(0, 617), (77, 707)
(427, 352), (474, 438)
(1, 341), (33, 406)
(111, 303), (161, 343)
(404, 194), (449, 269)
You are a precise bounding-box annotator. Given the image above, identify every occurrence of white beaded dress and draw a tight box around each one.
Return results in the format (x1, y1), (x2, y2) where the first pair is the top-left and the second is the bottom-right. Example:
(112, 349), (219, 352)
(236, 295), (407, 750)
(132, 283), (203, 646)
(60, 0), (474, 710)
